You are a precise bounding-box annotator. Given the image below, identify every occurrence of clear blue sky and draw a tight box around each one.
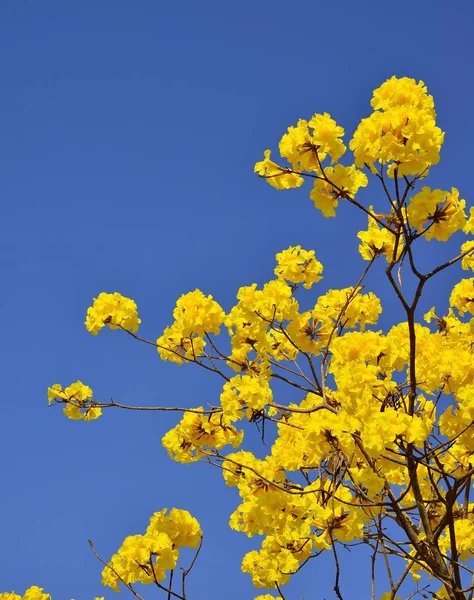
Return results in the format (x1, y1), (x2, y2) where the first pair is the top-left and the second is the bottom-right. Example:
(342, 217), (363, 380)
(1, 1), (473, 598)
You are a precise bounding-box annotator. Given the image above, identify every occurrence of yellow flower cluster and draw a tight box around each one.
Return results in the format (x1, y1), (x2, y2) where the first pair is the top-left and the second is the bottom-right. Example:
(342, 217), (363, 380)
(102, 508), (201, 591)
(157, 289), (225, 365)
(162, 408), (244, 463)
(438, 516), (474, 561)
(47, 380), (101, 421)
(254, 150), (304, 190)
(85, 292), (140, 335)
(220, 375), (274, 422)
(222, 443), (371, 588)
(254, 76), (449, 226)
(450, 278), (474, 317)
(0, 590), (101, 600)
(274, 245), (323, 289)
(279, 112), (346, 171)
(310, 164), (368, 217)
(157, 324), (206, 365)
(172, 289), (225, 336)
(315, 285), (382, 330)
(461, 241), (474, 271)
(358, 206), (403, 262)
(241, 534), (311, 588)
(224, 277), (298, 371)
(0, 587), (50, 600)
(254, 110), (369, 218)
(350, 76), (444, 177)
(155, 253), (382, 395)
(407, 186), (466, 241)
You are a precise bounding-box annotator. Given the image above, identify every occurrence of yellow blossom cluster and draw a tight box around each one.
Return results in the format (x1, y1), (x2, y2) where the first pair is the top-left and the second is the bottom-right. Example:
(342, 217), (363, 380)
(450, 278), (474, 317)
(460, 241), (474, 271)
(224, 277), (298, 372)
(407, 186), (467, 241)
(253, 150), (304, 190)
(162, 408), (244, 463)
(255, 76), (447, 222)
(102, 508), (201, 591)
(278, 112), (346, 171)
(310, 164), (368, 217)
(85, 291), (140, 335)
(0, 588), (50, 600)
(358, 206), (404, 262)
(47, 380), (101, 421)
(254, 110), (367, 218)
(220, 374), (274, 422)
(274, 245), (323, 289)
(172, 289), (225, 336)
(350, 76), (444, 177)
(156, 289), (225, 365)
(0, 590), (103, 600)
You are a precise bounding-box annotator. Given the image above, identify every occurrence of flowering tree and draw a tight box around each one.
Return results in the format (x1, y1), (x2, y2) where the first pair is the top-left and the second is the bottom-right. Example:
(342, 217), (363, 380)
(5, 76), (474, 600)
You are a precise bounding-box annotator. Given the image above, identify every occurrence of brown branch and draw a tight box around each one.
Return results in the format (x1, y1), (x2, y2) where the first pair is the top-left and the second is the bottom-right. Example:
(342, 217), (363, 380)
(181, 535), (203, 599)
(121, 327), (230, 381)
(329, 531), (344, 600)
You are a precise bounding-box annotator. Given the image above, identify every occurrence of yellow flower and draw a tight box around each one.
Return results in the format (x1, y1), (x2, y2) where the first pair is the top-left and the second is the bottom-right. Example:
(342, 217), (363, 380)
(450, 278), (474, 316)
(274, 245), (323, 289)
(461, 241), (474, 271)
(172, 289), (225, 337)
(308, 112), (346, 163)
(407, 186), (466, 241)
(310, 164), (367, 217)
(162, 408), (244, 463)
(23, 588), (50, 600)
(316, 286), (382, 330)
(47, 381), (102, 421)
(357, 206), (403, 262)
(278, 113), (345, 172)
(102, 532), (178, 589)
(254, 150), (304, 190)
(102, 509), (201, 592)
(85, 292), (140, 335)
(350, 76), (443, 177)
(279, 119), (318, 172)
(157, 324), (206, 365)
(147, 508), (202, 549)
(220, 375), (273, 422)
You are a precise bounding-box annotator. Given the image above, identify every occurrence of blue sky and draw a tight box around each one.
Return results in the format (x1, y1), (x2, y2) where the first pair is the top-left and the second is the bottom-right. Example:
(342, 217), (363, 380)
(1, 1), (473, 598)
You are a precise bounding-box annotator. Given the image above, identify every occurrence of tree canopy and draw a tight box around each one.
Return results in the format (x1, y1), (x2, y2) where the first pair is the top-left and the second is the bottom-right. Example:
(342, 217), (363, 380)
(5, 76), (474, 600)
